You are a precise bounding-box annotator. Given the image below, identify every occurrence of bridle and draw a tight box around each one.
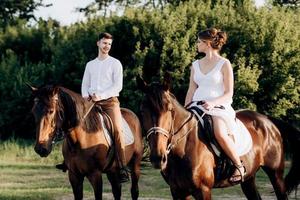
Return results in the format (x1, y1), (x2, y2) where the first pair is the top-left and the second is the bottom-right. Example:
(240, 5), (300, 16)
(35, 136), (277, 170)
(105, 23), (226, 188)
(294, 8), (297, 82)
(146, 108), (175, 139)
(145, 102), (194, 155)
(34, 96), (65, 144)
(34, 88), (98, 145)
(49, 96), (65, 144)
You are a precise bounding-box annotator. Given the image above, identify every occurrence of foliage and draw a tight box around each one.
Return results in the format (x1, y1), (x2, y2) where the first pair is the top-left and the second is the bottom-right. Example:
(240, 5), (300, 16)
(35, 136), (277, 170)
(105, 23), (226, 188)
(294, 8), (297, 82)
(0, 0), (299, 138)
(78, 0), (174, 16)
(0, 19), (62, 138)
(0, 0), (46, 27)
(272, 0), (300, 7)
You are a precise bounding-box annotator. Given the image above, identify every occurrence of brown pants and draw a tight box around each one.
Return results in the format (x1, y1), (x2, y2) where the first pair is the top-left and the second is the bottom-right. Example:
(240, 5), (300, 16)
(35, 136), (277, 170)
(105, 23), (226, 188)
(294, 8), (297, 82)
(96, 97), (126, 167)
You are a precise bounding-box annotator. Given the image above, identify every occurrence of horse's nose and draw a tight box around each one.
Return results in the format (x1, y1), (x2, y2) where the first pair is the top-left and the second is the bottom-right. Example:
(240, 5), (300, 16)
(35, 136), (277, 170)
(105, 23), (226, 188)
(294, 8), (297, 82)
(150, 155), (162, 169)
(34, 145), (50, 157)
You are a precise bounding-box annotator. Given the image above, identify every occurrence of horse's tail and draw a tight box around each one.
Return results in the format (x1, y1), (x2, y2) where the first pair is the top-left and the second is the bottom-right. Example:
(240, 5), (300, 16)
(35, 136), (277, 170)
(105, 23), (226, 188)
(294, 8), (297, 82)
(268, 116), (300, 194)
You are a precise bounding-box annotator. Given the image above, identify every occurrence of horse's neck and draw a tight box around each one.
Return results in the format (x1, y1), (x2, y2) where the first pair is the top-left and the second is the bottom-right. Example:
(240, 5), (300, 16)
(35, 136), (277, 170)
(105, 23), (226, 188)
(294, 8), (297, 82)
(60, 90), (105, 143)
(171, 99), (206, 157)
(172, 99), (190, 122)
(171, 100), (196, 145)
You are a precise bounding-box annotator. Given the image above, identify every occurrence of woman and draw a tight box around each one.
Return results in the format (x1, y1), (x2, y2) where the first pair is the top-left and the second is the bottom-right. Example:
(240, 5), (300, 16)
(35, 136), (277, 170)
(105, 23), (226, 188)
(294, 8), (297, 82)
(185, 28), (245, 183)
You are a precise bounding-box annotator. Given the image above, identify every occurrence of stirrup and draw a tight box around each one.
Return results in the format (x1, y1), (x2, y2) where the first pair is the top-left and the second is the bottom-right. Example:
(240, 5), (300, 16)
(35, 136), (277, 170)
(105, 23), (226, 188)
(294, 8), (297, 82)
(229, 163), (246, 184)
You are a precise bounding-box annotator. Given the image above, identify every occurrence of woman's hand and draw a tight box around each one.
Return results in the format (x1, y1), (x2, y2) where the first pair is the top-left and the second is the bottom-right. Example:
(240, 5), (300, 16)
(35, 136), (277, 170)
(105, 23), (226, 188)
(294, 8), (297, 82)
(202, 100), (216, 111)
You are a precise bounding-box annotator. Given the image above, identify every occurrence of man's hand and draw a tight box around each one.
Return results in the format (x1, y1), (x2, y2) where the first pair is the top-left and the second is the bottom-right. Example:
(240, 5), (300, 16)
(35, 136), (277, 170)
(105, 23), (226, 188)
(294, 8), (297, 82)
(91, 93), (101, 102)
(83, 96), (92, 101)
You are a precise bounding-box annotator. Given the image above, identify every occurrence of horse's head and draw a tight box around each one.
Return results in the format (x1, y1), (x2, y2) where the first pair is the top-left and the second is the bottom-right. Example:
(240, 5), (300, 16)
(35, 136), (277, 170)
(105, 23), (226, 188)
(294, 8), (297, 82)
(137, 75), (175, 169)
(30, 85), (64, 157)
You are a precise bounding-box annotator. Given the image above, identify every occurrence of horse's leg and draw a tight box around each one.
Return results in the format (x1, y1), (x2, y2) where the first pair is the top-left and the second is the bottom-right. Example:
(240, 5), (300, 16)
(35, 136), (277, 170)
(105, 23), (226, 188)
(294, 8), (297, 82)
(192, 186), (212, 200)
(68, 171), (84, 200)
(240, 176), (262, 200)
(129, 157), (141, 200)
(86, 171), (103, 200)
(262, 166), (288, 200)
(170, 188), (192, 200)
(106, 172), (122, 200)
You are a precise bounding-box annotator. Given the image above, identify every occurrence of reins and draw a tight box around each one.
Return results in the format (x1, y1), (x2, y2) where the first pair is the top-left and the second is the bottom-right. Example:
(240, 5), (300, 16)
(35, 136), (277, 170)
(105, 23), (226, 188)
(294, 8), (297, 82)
(166, 112), (194, 154)
(82, 101), (96, 120)
(50, 96), (65, 144)
(146, 108), (196, 155)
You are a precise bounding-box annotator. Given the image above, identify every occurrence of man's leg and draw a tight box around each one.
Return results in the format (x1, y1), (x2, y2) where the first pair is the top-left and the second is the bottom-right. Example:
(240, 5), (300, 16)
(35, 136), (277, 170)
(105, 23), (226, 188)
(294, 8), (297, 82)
(100, 98), (129, 183)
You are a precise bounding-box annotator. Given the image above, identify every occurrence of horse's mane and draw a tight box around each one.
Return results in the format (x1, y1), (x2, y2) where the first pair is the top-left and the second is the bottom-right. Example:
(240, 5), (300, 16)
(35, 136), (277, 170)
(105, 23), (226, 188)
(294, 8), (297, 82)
(38, 86), (102, 133)
(146, 82), (186, 114)
(58, 87), (102, 133)
(146, 82), (169, 114)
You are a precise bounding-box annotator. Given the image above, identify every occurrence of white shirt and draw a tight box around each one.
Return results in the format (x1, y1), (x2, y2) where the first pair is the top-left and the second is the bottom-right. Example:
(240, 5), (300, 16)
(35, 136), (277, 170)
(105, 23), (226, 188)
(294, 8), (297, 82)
(81, 56), (123, 100)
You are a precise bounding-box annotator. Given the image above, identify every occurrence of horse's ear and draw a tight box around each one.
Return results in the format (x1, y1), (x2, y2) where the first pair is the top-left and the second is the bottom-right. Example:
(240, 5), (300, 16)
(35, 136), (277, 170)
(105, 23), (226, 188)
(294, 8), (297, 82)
(26, 82), (38, 93)
(136, 76), (148, 92)
(52, 86), (60, 96)
(162, 71), (172, 91)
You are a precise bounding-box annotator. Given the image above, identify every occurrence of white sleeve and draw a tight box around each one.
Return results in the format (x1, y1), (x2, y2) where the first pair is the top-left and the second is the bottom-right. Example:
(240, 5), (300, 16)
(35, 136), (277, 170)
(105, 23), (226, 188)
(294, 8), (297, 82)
(81, 63), (90, 98)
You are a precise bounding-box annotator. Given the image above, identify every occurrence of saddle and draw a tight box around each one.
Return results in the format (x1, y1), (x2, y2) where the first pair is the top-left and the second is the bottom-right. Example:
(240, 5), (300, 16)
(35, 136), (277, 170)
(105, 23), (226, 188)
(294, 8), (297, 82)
(95, 105), (135, 171)
(95, 105), (114, 134)
(95, 105), (116, 171)
(188, 102), (235, 183)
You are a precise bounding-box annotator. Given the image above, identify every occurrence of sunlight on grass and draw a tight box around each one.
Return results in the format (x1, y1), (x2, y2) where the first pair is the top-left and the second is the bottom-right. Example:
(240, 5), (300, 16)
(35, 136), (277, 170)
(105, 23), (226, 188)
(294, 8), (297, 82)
(0, 138), (63, 164)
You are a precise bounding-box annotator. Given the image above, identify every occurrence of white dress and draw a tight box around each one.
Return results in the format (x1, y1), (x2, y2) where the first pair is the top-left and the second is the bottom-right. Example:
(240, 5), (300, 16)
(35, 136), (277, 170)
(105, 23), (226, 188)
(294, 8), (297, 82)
(191, 58), (236, 134)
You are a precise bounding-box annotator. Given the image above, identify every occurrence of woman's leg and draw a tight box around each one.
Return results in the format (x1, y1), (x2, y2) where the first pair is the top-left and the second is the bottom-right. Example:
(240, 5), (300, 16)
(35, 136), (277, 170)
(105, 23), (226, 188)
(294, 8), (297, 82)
(213, 116), (245, 182)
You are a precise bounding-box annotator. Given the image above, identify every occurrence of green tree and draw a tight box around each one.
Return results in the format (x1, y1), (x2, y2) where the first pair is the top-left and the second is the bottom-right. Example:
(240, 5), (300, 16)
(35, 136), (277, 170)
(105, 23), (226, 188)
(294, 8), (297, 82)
(0, 0), (299, 139)
(0, 19), (61, 139)
(272, 0), (300, 7)
(0, 0), (49, 27)
(78, 0), (140, 16)
(78, 0), (201, 16)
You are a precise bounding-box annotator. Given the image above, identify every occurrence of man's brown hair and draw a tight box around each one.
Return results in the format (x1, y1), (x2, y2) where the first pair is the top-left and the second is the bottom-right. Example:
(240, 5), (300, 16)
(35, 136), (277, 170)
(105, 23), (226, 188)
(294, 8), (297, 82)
(98, 32), (113, 40)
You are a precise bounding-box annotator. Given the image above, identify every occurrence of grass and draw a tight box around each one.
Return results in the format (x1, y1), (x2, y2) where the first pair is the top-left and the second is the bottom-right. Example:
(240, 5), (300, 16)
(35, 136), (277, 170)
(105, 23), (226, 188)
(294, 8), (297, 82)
(0, 138), (298, 199)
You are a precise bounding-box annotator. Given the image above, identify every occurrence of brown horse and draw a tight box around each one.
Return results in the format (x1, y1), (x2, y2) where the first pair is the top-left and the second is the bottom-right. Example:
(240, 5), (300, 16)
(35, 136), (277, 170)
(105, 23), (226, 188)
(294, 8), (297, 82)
(137, 76), (300, 200)
(30, 85), (143, 200)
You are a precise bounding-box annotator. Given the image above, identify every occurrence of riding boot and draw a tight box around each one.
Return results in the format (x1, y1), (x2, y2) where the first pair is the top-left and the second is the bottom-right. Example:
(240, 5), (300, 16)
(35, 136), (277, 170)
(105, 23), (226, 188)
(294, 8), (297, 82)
(119, 166), (130, 183)
(118, 148), (130, 183)
(55, 161), (68, 172)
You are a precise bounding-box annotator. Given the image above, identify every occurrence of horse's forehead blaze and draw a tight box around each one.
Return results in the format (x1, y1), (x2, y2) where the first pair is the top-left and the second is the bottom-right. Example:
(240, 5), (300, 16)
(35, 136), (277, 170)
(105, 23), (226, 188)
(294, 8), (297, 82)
(36, 117), (52, 141)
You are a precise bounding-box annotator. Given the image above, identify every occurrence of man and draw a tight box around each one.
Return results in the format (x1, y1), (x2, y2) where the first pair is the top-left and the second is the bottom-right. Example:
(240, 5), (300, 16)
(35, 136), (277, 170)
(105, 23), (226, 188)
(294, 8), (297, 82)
(81, 32), (129, 183)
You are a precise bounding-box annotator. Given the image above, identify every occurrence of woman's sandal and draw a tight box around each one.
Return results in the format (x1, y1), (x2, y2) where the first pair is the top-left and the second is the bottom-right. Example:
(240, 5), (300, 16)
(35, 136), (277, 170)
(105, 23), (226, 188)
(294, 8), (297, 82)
(229, 163), (246, 184)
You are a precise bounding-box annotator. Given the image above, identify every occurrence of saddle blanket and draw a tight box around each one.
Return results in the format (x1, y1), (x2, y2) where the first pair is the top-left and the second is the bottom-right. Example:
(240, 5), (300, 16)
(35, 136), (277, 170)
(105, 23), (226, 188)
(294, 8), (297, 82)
(189, 102), (252, 156)
(99, 114), (134, 146)
(232, 118), (252, 156)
